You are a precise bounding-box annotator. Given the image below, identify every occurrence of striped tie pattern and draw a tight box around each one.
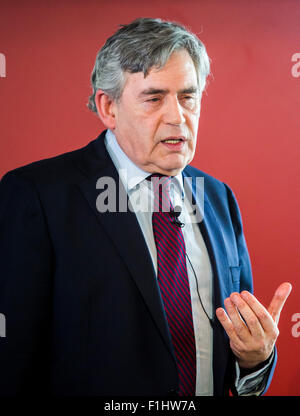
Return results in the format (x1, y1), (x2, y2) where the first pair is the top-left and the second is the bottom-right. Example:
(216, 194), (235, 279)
(149, 175), (196, 396)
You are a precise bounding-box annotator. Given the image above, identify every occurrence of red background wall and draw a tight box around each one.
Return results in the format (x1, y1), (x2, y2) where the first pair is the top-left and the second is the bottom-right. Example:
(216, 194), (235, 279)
(0, 0), (299, 396)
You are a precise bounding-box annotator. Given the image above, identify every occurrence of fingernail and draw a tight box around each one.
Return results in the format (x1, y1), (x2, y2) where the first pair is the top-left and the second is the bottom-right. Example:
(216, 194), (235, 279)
(231, 294), (239, 302)
(241, 291), (249, 298)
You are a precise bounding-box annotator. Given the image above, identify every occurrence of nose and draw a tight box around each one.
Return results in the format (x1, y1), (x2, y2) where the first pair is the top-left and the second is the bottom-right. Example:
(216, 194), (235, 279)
(163, 96), (185, 125)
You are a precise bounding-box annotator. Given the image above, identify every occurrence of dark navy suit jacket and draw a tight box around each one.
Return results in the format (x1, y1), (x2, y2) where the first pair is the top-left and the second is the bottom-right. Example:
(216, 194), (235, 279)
(0, 130), (276, 395)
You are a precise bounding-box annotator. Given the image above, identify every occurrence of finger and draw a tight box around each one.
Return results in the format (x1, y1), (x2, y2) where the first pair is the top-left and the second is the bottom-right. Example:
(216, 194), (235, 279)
(216, 307), (244, 346)
(240, 291), (275, 333)
(267, 282), (292, 324)
(223, 296), (250, 341)
(230, 292), (264, 339)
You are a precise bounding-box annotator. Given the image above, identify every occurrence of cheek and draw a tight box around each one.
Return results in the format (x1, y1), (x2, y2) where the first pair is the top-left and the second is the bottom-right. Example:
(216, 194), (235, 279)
(190, 119), (199, 143)
(190, 114), (200, 130)
(135, 123), (158, 150)
(130, 131), (155, 159)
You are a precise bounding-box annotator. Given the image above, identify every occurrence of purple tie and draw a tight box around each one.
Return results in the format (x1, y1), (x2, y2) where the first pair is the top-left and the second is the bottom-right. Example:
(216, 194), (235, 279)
(149, 175), (196, 396)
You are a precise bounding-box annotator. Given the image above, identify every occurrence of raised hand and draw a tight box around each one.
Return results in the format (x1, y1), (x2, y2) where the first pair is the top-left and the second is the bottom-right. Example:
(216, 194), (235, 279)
(216, 282), (292, 368)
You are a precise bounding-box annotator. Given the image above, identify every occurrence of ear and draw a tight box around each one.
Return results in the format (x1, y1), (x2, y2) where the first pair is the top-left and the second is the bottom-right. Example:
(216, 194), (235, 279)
(94, 90), (116, 130)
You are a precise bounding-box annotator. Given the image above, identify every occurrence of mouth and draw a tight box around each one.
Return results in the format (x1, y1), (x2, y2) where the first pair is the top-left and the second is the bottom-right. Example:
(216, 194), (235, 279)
(160, 136), (187, 151)
(161, 136), (186, 144)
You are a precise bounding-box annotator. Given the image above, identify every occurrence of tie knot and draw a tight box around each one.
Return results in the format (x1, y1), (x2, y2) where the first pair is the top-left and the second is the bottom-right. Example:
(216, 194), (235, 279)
(147, 174), (172, 212)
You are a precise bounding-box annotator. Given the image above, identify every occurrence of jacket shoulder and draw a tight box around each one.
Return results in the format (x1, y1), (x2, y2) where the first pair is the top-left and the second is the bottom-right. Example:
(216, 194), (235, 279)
(184, 164), (228, 195)
(4, 146), (84, 179)
(184, 164), (242, 216)
(1, 138), (100, 187)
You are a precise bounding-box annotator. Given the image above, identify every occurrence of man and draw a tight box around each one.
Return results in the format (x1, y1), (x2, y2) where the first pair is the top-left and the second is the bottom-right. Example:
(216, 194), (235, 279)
(0, 18), (291, 396)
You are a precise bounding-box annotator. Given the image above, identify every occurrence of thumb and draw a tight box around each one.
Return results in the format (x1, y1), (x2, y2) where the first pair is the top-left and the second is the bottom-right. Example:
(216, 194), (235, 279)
(268, 282), (292, 324)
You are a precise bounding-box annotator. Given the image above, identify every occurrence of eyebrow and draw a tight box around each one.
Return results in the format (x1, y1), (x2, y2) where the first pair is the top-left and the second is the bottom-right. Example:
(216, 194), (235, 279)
(138, 86), (198, 97)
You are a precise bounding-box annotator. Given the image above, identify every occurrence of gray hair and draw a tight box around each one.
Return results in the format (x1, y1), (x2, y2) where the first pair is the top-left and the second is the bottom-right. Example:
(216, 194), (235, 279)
(88, 17), (210, 113)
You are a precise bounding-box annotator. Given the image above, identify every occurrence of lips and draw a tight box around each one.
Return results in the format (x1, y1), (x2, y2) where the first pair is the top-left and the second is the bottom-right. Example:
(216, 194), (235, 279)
(160, 136), (186, 150)
(161, 136), (186, 143)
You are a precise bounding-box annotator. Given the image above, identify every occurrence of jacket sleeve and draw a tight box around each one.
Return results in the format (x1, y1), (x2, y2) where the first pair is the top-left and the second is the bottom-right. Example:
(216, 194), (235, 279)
(223, 183), (277, 396)
(0, 171), (53, 395)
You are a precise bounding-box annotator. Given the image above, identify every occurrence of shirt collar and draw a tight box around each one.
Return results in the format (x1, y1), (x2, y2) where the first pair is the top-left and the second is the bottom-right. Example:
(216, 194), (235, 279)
(104, 129), (185, 197)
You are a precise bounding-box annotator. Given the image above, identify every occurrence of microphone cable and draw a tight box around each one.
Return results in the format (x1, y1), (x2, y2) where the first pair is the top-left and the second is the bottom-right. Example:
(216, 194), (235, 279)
(169, 206), (215, 328)
(185, 252), (215, 329)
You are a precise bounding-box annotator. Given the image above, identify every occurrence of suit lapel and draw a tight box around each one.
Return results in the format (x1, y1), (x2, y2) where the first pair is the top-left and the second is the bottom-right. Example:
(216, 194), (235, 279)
(199, 196), (231, 308)
(182, 167), (230, 310)
(183, 167), (231, 396)
(74, 131), (177, 364)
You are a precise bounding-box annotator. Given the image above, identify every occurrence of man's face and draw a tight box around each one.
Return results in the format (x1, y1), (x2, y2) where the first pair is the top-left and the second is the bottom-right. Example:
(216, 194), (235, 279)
(111, 49), (201, 176)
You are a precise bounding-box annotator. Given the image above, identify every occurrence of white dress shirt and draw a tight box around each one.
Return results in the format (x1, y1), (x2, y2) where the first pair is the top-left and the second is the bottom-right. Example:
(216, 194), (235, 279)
(104, 129), (272, 396)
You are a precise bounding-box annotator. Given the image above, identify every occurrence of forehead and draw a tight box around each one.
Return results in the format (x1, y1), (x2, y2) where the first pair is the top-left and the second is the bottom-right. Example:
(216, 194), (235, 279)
(122, 50), (198, 96)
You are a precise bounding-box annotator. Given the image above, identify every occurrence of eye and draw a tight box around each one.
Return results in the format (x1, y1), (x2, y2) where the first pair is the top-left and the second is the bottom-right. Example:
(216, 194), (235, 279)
(147, 97), (161, 102)
(180, 95), (198, 110)
(182, 95), (194, 101)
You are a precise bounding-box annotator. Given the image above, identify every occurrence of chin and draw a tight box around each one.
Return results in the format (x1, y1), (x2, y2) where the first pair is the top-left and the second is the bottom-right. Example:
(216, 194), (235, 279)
(165, 157), (190, 173)
(160, 165), (185, 176)
(152, 154), (191, 175)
